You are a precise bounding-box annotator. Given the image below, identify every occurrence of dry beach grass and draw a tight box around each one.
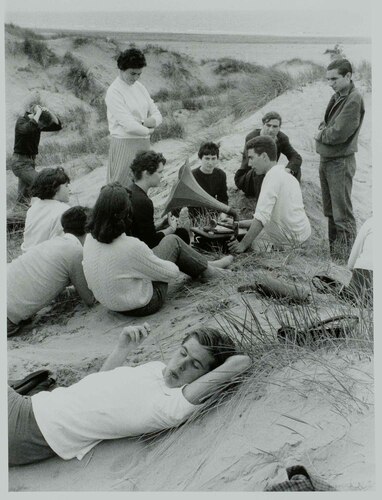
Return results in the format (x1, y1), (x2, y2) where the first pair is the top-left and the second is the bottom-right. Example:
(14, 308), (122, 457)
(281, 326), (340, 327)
(5, 24), (373, 491)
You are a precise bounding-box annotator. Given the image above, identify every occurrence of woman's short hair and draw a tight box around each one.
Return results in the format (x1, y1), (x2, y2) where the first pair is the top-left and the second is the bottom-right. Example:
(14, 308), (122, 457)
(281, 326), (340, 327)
(87, 183), (132, 244)
(130, 151), (167, 180)
(262, 111), (282, 126)
(117, 48), (147, 71)
(198, 142), (220, 159)
(327, 58), (353, 76)
(245, 136), (277, 162)
(182, 327), (236, 370)
(30, 167), (70, 200)
(61, 206), (91, 237)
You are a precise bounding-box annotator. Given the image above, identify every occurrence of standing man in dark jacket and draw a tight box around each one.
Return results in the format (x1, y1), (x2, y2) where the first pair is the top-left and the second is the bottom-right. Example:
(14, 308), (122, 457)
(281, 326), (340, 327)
(234, 111), (302, 200)
(315, 59), (365, 261)
(11, 104), (62, 204)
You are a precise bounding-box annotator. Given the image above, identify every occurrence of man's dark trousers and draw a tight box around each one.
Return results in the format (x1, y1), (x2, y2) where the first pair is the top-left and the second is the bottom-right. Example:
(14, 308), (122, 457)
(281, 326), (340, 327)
(319, 154), (357, 261)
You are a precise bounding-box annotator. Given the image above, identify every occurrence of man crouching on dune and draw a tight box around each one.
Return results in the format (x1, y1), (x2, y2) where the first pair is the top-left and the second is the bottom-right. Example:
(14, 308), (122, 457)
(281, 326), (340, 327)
(8, 324), (251, 466)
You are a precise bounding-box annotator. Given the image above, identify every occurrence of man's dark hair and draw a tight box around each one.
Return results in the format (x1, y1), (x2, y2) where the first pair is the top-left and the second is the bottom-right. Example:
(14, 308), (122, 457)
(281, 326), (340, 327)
(198, 142), (220, 159)
(327, 58), (353, 76)
(262, 111), (282, 126)
(61, 206), (91, 237)
(130, 151), (167, 180)
(246, 135), (277, 162)
(30, 167), (70, 200)
(38, 110), (54, 128)
(117, 48), (147, 70)
(87, 183), (132, 244)
(183, 327), (236, 370)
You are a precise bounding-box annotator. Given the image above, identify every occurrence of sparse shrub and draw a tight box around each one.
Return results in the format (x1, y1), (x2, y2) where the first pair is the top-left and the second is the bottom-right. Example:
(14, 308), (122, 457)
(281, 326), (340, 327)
(23, 37), (58, 67)
(72, 37), (90, 49)
(213, 58), (263, 76)
(324, 43), (346, 61)
(5, 23), (45, 40)
(62, 53), (99, 100)
(151, 118), (185, 142)
(229, 69), (294, 118)
(143, 43), (168, 55)
(181, 97), (204, 111)
(160, 61), (191, 81)
(356, 60), (371, 90)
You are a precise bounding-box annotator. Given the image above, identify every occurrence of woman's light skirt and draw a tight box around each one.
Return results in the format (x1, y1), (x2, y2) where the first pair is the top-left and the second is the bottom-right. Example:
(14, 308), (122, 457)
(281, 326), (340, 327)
(107, 137), (151, 187)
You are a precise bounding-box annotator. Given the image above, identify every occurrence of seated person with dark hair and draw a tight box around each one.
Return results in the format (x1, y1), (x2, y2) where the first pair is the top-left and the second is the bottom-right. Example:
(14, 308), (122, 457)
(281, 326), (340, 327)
(8, 323), (251, 466)
(235, 111), (302, 199)
(229, 136), (310, 253)
(129, 151), (190, 248)
(7, 206), (94, 337)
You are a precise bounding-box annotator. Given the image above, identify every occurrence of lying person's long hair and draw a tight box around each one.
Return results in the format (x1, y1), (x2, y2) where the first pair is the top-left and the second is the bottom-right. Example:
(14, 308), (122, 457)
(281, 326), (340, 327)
(86, 182), (132, 244)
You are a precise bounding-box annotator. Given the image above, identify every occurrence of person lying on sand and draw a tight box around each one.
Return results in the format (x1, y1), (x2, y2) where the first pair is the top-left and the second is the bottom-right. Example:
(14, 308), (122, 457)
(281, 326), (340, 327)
(8, 323), (251, 466)
(83, 183), (233, 317)
(228, 136), (311, 253)
(234, 111), (302, 200)
(129, 150), (191, 248)
(7, 206), (95, 337)
(11, 103), (62, 205)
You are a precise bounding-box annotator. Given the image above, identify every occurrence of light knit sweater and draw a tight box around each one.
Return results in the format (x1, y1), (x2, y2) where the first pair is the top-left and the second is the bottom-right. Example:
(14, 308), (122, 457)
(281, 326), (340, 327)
(254, 164), (311, 245)
(347, 217), (373, 271)
(83, 233), (179, 311)
(21, 198), (71, 253)
(8, 234), (93, 324)
(105, 77), (162, 139)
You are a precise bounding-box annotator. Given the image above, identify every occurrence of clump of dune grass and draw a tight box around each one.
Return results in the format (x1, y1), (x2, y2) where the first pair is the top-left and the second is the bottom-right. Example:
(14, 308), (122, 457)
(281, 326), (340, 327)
(160, 61), (192, 81)
(151, 118), (185, 142)
(213, 57), (264, 75)
(22, 37), (59, 67)
(38, 128), (109, 165)
(229, 69), (294, 118)
(5, 23), (45, 40)
(356, 60), (371, 91)
(72, 36), (90, 49)
(62, 52), (99, 100)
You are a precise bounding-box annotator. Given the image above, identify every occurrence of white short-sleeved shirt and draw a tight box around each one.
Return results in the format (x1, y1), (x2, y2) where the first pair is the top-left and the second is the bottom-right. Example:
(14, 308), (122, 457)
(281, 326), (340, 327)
(348, 217), (373, 271)
(254, 164), (311, 245)
(32, 362), (199, 460)
(21, 198), (70, 252)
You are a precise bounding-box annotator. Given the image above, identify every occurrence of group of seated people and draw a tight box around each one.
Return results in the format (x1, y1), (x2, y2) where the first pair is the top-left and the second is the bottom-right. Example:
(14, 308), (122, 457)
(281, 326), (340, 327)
(7, 108), (372, 466)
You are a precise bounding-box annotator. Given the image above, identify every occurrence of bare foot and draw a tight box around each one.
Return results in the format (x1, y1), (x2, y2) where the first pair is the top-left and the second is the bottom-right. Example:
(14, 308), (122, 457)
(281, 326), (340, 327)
(208, 255), (234, 268)
(200, 266), (233, 282)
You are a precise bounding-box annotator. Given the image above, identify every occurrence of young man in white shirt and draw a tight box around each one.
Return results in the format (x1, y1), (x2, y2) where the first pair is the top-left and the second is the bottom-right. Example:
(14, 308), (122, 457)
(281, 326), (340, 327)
(228, 136), (311, 253)
(7, 206), (94, 336)
(8, 323), (251, 465)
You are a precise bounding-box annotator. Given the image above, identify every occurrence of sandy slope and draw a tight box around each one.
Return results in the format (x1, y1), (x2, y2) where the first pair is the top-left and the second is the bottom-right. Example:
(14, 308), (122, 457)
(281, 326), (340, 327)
(5, 32), (373, 492)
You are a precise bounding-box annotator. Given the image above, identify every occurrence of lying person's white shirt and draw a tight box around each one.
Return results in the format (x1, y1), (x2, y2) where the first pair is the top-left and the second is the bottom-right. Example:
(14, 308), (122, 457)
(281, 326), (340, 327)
(32, 361), (200, 460)
(254, 164), (311, 246)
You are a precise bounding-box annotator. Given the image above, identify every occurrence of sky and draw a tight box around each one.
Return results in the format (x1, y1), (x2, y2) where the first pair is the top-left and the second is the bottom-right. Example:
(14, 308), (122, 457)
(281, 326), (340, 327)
(5, 0), (372, 13)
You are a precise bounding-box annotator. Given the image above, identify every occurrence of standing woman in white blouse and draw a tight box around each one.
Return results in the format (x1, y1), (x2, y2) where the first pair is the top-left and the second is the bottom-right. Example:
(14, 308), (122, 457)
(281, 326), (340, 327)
(105, 48), (162, 187)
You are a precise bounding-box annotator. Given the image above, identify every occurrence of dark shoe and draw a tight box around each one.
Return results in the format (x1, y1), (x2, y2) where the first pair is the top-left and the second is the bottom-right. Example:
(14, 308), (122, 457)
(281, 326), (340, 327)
(9, 370), (55, 395)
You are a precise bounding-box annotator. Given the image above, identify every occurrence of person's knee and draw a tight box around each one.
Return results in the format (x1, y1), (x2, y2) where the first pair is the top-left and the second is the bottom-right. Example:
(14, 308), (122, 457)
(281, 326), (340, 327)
(163, 234), (181, 247)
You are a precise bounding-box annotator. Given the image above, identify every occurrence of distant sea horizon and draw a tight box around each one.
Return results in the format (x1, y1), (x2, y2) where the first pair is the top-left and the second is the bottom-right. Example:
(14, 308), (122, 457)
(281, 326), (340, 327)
(5, 9), (371, 39)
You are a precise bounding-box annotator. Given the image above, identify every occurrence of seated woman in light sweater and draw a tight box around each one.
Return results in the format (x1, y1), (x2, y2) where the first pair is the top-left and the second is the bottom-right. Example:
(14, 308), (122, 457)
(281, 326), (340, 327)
(83, 183), (233, 317)
(21, 167), (71, 252)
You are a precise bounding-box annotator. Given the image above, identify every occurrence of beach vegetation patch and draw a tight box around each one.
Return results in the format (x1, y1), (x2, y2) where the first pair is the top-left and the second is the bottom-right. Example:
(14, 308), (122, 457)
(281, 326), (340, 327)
(72, 37), (91, 49)
(22, 38), (59, 67)
(213, 57), (263, 75)
(151, 118), (185, 142)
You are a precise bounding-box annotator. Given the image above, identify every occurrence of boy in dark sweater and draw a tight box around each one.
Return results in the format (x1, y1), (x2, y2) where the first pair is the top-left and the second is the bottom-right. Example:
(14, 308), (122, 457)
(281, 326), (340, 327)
(190, 142), (228, 220)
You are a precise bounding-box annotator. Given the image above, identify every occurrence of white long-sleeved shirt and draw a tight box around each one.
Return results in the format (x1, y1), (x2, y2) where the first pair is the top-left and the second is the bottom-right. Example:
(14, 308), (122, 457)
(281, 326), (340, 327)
(105, 77), (162, 139)
(32, 362), (199, 460)
(254, 164), (311, 245)
(8, 233), (94, 324)
(21, 198), (70, 253)
(83, 233), (179, 311)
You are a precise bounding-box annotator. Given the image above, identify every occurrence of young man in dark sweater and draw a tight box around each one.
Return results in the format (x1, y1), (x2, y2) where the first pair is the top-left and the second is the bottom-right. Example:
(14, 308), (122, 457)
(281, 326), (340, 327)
(129, 151), (190, 248)
(234, 111), (302, 200)
(11, 104), (62, 204)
